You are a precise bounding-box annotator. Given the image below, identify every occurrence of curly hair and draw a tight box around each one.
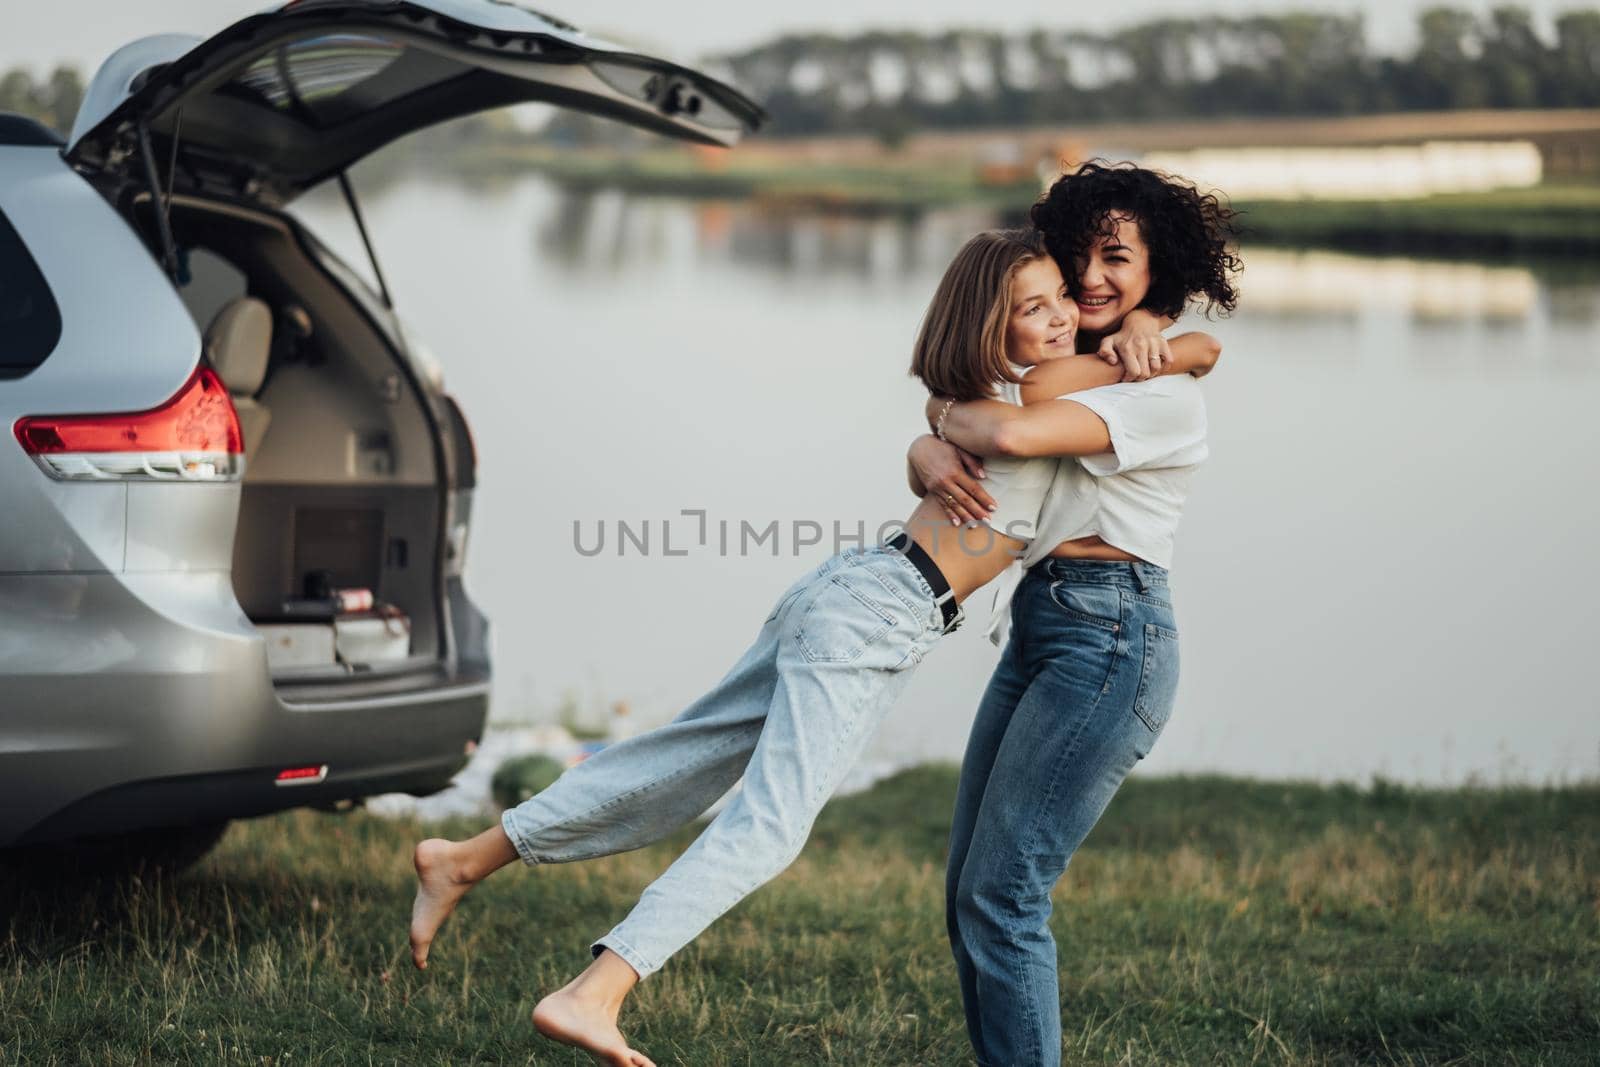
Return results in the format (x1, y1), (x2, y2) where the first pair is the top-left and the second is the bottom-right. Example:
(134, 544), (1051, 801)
(1029, 160), (1241, 321)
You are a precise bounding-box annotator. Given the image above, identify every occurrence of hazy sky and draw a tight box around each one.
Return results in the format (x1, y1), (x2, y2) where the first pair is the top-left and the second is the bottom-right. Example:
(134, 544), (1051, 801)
(1, 0), (1588, 78)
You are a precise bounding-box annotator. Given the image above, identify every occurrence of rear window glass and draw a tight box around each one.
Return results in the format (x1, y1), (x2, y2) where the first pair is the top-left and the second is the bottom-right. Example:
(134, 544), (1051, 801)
(178, 247), (249, 332)
(221, 34), (473, 128)
(0, 208), (62, 380)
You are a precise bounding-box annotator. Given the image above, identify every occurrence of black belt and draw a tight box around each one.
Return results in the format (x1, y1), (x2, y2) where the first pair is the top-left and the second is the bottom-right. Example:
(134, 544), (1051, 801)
(886, 532), (962, 633)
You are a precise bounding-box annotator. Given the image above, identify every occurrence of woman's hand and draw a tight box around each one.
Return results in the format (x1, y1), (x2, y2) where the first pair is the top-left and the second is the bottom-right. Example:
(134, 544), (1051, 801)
(1097, 308), (1173, 381)
(909, 434), (996, 525)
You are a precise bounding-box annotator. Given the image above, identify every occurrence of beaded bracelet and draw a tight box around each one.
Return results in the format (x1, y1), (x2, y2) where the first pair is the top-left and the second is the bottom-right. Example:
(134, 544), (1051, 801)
(934, 398), (956, 442)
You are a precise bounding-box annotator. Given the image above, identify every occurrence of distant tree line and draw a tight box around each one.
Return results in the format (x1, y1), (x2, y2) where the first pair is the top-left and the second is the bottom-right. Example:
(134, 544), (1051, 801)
(5, 7), (1595, 148)
(0, 66), (84, 136)
(713, 7), (1600, 140)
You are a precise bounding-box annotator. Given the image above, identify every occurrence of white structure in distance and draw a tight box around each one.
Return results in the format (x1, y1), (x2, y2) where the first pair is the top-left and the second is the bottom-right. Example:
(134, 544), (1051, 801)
(1139, 141), (1543, 201)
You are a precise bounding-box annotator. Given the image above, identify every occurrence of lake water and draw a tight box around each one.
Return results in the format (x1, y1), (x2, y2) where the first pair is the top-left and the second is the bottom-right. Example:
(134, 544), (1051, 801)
(296, 174), (1600, 787)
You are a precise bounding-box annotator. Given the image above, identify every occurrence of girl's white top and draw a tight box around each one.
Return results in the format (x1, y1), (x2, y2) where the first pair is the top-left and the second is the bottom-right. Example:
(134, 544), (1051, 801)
(974, 363), (1209, 645)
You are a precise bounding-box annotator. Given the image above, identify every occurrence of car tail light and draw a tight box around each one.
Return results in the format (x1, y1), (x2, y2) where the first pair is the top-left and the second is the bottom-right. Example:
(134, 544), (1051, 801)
(14, 365), (243, 481)
(275, 764), (328, 786)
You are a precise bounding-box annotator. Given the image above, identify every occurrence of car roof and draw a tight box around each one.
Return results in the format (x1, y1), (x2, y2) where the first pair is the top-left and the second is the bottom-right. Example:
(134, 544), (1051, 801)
(0, 113), (66, 147)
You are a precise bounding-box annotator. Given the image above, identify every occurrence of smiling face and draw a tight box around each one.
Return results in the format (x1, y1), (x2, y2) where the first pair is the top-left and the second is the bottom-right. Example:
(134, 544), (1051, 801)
(1004, 256), (1079, 367)
(1073, 214), (1153, 337)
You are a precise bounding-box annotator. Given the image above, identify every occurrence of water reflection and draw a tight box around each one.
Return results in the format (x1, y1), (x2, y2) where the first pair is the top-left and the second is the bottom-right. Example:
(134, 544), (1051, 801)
(1550, 282), (1600, 324)
(1239, 248), (1538, 321)
(528, 189), (1600, 336)
(536, 190), (1000, 281)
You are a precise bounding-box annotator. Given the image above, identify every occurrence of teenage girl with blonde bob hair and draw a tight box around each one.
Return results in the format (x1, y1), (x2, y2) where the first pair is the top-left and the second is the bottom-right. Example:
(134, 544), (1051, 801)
(406, 228), (1219, 1067)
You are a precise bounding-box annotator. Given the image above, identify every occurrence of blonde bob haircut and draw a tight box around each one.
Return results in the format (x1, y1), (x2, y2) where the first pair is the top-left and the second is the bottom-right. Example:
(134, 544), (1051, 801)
(910, 228), (1049, 402)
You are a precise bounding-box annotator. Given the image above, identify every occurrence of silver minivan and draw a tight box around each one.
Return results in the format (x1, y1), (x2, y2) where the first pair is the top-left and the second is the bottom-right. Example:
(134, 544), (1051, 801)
(0, 0), (762, 869)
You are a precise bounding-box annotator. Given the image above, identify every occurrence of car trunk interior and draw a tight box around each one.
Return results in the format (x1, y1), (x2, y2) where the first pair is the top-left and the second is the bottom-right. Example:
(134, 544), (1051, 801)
(156, 194), (443, 681)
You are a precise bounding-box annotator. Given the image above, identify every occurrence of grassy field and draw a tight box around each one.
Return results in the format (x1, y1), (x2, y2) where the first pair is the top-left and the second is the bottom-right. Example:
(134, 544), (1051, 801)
(1233, 184), (1600, 256)
(2, 768), (1596, 1065)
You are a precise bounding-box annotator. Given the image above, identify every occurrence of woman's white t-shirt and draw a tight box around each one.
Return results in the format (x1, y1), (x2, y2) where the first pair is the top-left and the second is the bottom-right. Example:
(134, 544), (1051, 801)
(973, 366), (1208, 645)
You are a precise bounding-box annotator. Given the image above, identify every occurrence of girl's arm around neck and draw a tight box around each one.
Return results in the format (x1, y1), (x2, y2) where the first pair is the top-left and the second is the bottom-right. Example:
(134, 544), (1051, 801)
(929, 332), (1221, 459)
(1021, 332), (1220, 403)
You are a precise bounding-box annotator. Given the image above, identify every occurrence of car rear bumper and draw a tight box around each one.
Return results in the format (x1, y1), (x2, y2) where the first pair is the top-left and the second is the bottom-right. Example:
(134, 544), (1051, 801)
(0, 571), (490, 846)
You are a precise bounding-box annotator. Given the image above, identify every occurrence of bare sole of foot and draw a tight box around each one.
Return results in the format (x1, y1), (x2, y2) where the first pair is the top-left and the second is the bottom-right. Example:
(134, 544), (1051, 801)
(533, 990), (655, 1067)
(409, 838), (474, 970)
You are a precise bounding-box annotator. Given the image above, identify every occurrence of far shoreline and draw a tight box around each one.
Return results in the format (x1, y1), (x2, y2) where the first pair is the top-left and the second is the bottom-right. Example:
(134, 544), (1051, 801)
(376, 143), (1600, 258)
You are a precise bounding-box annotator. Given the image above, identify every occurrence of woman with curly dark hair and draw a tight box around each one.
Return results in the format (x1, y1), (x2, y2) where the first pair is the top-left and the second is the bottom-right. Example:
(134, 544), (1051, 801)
(906, 161), (1240, 1067)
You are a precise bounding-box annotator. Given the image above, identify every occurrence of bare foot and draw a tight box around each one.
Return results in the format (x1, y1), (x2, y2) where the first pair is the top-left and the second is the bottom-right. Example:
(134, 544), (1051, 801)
(533, 986), (655, 1067)
(409, 838), (475, 970)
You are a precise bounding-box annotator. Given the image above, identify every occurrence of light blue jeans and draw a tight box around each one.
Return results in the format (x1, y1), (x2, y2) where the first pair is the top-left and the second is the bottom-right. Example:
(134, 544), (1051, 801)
(946, 558), (1181, 1067)
(500, 542), (956, 979)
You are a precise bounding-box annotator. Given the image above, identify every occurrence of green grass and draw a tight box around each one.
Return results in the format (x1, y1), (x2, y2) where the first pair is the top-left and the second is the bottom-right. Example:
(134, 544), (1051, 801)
(3, 769), (1597, 1065)
(1234, 184), (1600, 256)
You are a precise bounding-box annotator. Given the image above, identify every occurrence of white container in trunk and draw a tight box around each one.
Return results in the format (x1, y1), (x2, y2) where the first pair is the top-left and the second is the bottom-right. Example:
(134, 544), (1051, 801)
(335, 612), (411, 665)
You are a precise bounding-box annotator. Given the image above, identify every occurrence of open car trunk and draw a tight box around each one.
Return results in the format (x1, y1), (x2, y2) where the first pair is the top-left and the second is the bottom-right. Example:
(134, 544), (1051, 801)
(66, 0), (765, 208)
(162, 195), (445, 681)
(65, 0), (763, 685)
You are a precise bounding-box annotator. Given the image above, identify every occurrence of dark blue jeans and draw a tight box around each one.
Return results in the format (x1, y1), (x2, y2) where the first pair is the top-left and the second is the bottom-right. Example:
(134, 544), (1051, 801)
(946, 558), (1181, 1067)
